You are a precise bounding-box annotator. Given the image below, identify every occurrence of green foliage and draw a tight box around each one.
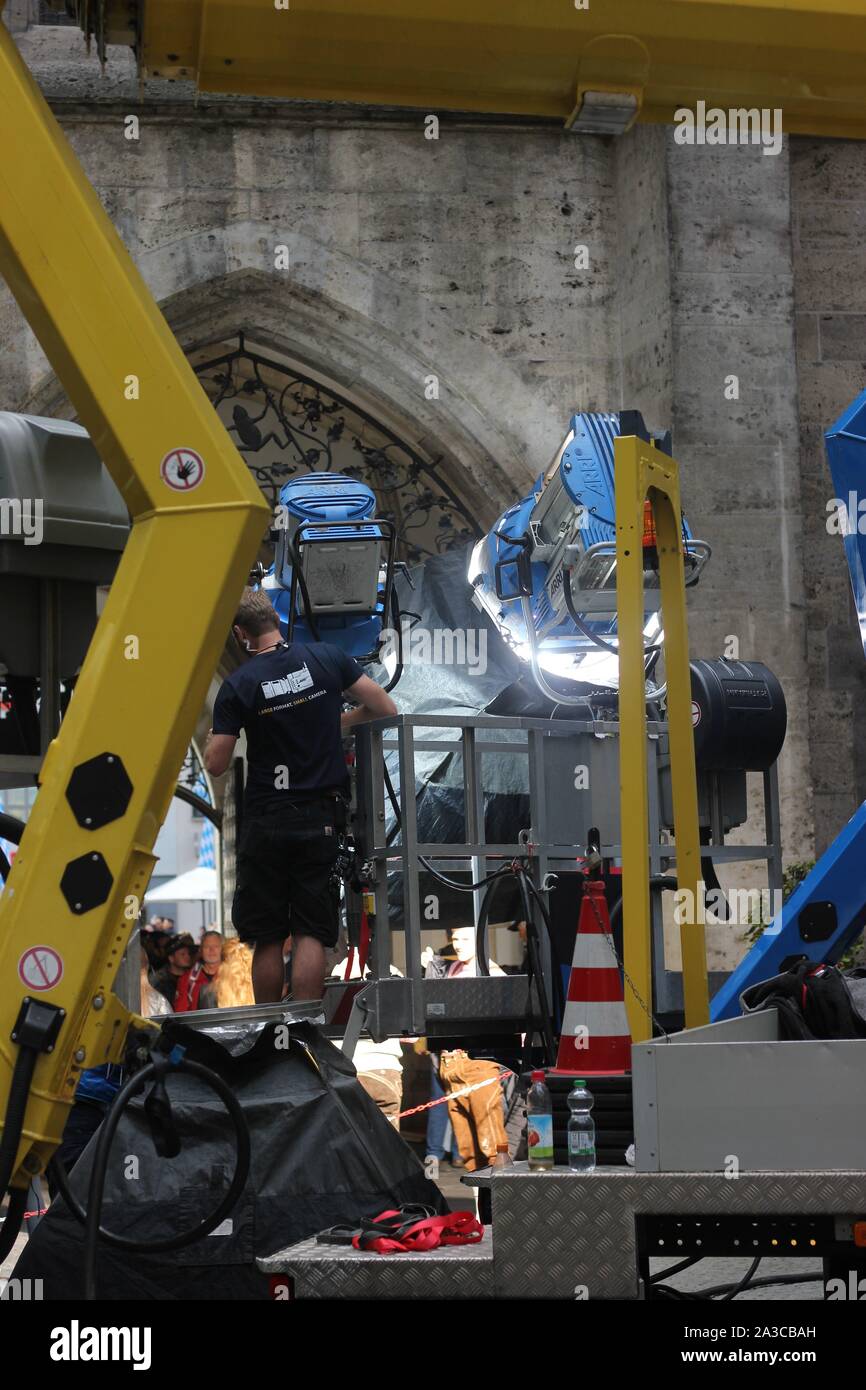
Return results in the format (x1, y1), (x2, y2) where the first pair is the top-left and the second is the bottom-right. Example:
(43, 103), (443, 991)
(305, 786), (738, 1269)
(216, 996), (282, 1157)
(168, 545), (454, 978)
(739, 858), (864, 967)
(740, 860), (813, 946)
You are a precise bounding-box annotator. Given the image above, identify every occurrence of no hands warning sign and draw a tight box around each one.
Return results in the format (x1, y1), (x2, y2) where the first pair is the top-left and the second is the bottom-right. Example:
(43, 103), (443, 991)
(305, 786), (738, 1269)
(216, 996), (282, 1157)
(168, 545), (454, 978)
(18, 945), (64, 992)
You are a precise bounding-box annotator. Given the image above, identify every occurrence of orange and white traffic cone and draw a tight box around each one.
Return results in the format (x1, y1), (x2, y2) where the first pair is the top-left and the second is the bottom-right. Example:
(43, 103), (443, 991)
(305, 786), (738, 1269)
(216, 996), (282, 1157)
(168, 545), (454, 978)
(551, 878), (631, 1075)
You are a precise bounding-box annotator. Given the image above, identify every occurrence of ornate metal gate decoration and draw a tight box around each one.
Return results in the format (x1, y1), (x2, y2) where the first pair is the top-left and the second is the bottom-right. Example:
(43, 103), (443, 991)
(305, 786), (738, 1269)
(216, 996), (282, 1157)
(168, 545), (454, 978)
(193, 332), (480, 565)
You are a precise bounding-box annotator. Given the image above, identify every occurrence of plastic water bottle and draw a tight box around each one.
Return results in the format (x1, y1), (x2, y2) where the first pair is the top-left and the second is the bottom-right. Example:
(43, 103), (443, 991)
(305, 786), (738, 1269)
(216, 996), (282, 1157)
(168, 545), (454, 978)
(567, 1079), (596, 1173)
(527, 1070), (554, 1170)
(491, 1142), (513, 1168)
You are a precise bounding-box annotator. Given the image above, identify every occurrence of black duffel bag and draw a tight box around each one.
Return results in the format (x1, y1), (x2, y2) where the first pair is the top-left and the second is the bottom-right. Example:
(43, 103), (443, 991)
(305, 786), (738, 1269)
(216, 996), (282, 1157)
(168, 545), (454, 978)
(741, 960), (866, 1040)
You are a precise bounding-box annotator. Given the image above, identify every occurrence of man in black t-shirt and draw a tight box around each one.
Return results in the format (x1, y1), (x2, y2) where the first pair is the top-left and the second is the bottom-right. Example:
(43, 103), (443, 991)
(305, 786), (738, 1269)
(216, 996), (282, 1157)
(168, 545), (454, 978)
(204, 588), (396, 1003)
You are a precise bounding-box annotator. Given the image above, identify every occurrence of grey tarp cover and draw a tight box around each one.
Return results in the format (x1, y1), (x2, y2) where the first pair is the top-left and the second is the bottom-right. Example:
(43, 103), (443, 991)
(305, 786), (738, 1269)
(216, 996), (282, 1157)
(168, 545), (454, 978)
(12, 1018), (445, 1300)
(379, 547), (592, 927)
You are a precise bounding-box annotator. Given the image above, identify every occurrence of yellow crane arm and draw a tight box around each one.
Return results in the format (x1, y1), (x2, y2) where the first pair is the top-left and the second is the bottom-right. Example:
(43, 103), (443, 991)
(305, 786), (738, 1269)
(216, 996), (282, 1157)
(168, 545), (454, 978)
(50, 0), (866, 139)
(0, 21), (269, 1189)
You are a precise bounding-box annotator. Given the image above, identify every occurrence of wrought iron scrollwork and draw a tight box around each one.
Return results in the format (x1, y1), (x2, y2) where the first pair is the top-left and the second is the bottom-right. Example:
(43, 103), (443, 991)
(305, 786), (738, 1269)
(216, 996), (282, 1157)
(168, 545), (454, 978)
(193, 332), (480, 564)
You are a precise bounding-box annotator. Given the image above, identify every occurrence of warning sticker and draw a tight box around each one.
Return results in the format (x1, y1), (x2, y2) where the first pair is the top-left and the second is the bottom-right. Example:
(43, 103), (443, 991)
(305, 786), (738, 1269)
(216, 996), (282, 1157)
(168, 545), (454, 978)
(691, 700), (701, 728)
(18, 945), (63, 992)
(160, 447), (205, 491)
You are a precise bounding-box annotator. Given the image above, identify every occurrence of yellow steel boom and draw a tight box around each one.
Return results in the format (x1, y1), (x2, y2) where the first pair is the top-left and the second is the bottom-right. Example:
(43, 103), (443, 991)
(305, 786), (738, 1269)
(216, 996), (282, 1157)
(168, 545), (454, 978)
(0, 20), (269, 1189)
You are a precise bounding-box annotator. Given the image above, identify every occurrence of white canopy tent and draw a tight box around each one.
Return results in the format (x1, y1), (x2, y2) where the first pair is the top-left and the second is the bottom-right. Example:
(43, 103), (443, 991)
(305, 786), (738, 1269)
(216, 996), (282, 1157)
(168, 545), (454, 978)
(145, 867), (218, 930)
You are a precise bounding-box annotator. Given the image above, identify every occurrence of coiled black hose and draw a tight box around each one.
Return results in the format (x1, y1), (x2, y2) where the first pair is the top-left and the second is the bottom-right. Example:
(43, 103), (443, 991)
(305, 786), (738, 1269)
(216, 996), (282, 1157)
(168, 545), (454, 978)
(49, 1055), (251, 1300)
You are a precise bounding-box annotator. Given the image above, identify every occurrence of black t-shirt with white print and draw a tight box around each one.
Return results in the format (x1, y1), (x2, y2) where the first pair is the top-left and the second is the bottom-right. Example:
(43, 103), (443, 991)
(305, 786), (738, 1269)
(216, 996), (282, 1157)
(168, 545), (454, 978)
(212, 642), (363, 815)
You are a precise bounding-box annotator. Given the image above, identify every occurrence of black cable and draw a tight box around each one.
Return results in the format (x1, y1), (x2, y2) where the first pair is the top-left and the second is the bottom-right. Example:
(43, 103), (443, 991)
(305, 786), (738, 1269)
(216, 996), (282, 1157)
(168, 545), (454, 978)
(711, 1271), (823, 1295)
(383, 588), (403, 694)
(290, 538), (321, 643)
(173, 784), (222, 829)
(651, 1282), (694, 1300)
(0, 1046), (39, 1201)
(517, 870), (556, 1063)
(467, 865), (562, 1060)
(700, 832), (731, 924)
(46, 1056), (250, 1299)
(381, 758), (508, 890)
(0, 1187), (27, 1264)
(562, 569), (619, 655)
(563, 567), (663, 659)
(651, 1265), (822, 1301)
(648, 1254), (704, 1283)
(720, 1255), (761, 1301)
(420, 858), (511, 892)
(609, 875), (678, 932)
(475, 872), (508, 977)
(382, 758), (403, 847)
(382, 759), (401, 822)
(522, 874), (566, 1023)
(0, 847), (10, 882)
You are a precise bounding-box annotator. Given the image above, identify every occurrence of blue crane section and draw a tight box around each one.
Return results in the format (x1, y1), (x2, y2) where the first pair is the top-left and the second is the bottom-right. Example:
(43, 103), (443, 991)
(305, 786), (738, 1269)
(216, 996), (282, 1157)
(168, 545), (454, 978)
(712, 386), (866, 1020)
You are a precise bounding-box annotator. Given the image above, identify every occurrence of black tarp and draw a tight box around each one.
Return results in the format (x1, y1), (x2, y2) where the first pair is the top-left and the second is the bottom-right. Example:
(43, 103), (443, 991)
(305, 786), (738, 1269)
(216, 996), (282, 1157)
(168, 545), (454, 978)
(11, 1017), (444, 1300)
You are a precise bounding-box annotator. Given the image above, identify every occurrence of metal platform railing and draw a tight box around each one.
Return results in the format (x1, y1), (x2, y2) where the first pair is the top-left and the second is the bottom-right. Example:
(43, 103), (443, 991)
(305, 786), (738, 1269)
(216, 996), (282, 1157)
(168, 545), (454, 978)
(325, 713), (783, 1051)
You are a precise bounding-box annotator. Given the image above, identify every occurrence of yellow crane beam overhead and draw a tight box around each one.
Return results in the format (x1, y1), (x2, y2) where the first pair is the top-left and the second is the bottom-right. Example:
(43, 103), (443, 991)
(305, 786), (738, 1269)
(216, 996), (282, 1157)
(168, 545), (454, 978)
(50, 0), (866, 139)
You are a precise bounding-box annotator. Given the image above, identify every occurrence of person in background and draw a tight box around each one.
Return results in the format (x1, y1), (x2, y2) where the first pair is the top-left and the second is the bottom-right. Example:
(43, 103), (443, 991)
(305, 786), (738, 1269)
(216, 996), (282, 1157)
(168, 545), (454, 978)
(424, 925), (509, 1171)
(140, 945), (170, 1017)
(141, 920), (170, 971)
(353, 1036), (404, 1126)
(419, 1038), (463, 1180)
(212, 937), (256, 1009)
(420, 930), (462, 1176)
(174, 929), (223, 1012)
(150, 933), (196, 1009)
(446, 924), (505, 978)
(422, 924), (504, 980)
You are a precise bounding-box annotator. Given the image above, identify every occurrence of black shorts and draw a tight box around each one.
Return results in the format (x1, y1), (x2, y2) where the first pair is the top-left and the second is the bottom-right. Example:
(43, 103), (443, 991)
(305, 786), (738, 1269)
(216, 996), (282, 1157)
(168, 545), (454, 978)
(231, 797), (342, 947)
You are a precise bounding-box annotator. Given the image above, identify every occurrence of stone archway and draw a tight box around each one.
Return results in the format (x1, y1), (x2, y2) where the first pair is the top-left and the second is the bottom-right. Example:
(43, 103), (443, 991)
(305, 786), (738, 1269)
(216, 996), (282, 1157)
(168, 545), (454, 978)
(22, 225), (566, 517)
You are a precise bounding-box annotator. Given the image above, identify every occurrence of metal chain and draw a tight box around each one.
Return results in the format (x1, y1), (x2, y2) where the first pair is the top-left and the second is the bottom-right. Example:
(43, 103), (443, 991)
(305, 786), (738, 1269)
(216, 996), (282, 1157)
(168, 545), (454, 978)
(396, 1073), (500, 1120)
(584, 890), (670, 1040)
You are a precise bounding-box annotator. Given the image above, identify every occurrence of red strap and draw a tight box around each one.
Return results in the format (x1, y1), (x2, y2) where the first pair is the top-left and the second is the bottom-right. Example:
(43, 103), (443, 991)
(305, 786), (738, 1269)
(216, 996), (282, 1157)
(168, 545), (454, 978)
(802, 963), (826, 1012)
(352, 1209), (483, 1254)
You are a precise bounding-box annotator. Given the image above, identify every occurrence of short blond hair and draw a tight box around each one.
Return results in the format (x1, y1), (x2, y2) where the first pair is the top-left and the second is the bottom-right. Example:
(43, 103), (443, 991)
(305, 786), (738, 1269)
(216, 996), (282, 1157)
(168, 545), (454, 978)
(233, 587), (279, 638)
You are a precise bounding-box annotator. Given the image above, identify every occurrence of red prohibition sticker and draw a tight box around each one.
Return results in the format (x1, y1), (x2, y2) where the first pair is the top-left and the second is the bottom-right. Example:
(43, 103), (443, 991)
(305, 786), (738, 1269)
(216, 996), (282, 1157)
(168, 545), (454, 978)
(691, 700), (701, 728)
(160, 447), (205, 491)
(18, 945), (64, 992)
